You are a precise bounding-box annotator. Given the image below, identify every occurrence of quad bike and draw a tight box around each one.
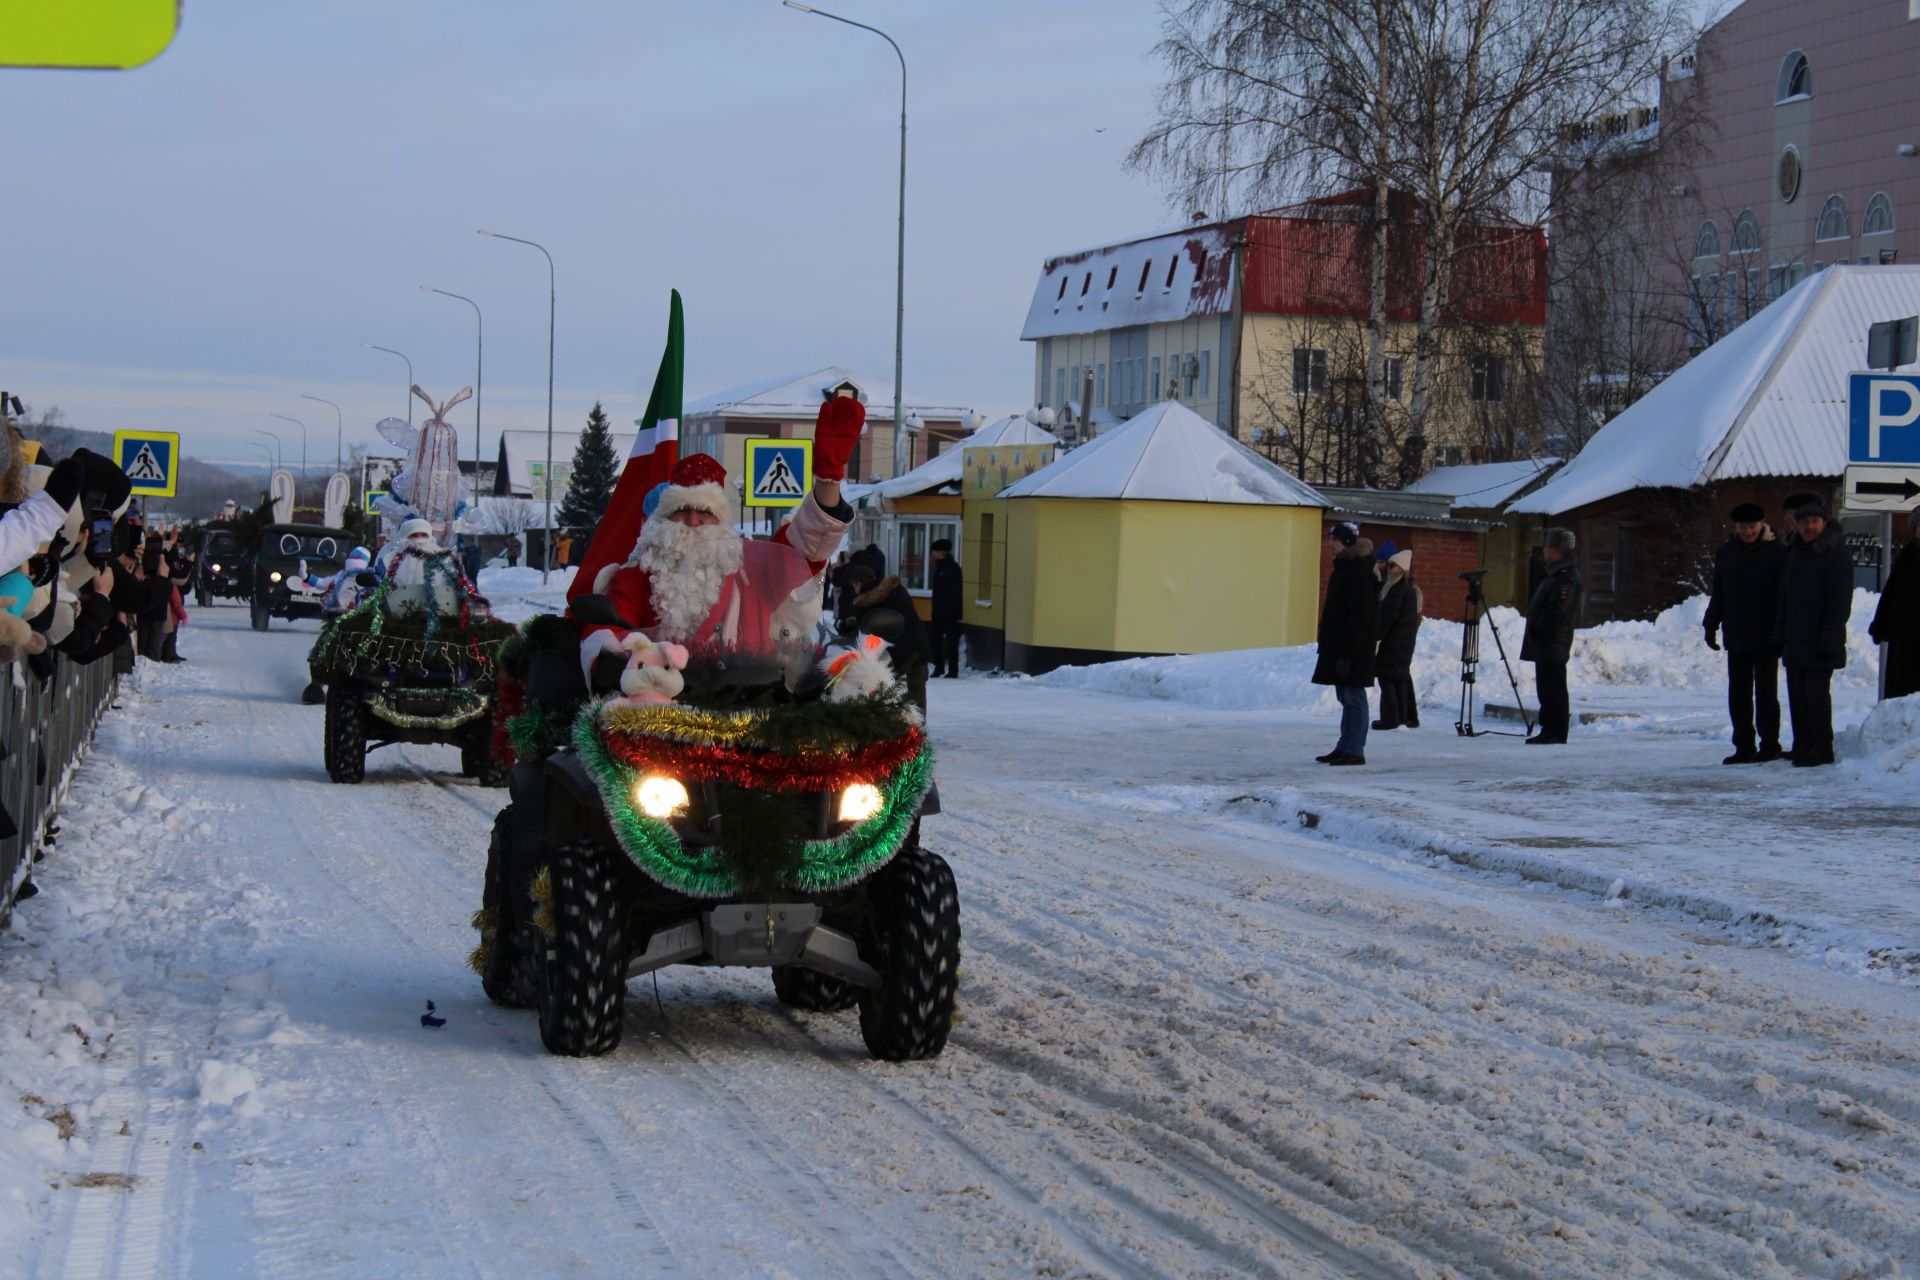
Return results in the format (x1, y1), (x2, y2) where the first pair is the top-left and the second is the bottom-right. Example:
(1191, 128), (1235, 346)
(472, 540), (958, 1061)
(308, 572), (513, 787)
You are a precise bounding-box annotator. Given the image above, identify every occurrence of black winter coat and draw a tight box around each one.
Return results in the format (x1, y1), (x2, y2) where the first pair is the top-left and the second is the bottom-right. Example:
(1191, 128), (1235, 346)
(1703, 533), (1787, 654)
(1312, 547), (1378, 687)
(1870, 537), (1919, 698)
(1374, 575), (1422, 678)
(1521, 558), (1582, 665)
(1775, 524), (1853, 671)
(848, 574), (933, 667)
(930, 556), (963, 623)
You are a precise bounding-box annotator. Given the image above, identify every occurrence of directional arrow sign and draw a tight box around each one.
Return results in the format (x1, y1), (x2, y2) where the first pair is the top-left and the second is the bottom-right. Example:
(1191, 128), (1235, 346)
(1842, 463), (1920, 513)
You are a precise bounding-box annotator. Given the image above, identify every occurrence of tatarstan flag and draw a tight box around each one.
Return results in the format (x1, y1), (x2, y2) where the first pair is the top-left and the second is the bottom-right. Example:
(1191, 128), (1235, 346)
(570, 289), (683, 600)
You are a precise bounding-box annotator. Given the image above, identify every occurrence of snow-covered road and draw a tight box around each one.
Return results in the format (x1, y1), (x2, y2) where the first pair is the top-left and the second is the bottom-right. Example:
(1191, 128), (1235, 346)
(6, 606), (1918, 1279)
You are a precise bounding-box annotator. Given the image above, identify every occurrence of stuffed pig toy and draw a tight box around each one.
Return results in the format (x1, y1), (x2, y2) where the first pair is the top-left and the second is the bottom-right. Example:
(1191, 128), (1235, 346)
(616, 634), (690, 707)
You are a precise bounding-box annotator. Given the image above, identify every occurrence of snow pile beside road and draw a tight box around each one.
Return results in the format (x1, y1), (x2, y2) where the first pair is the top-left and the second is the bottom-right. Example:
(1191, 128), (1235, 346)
(1035, 590), (1884, 720)
(477, 564), (576, 623)
(1837, 693), (1920, 787)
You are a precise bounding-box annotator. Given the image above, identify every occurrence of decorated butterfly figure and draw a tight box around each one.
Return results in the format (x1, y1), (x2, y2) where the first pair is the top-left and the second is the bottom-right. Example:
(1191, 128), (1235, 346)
(372, 385), (471, 546)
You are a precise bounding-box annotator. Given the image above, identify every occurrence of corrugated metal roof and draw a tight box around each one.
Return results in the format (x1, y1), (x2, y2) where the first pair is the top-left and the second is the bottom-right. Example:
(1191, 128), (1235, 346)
(1019, 223), (1239, 340)
(1403, 458), (1561, 510)
(1316, 486), (1500, 532)
(864, 415), (1060, 502)
(681, 366), (973, 423)
(1002, 401), (1323, 507)
(1513, 264), (1920, 514)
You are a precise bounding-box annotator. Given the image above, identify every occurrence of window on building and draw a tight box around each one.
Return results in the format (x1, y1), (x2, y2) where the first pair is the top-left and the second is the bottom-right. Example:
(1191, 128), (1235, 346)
(1149, 355), (1161, 401)
(1192, 250), (1208, 282)
(893, 517), (961, 595)
(1746, 267), (1762, 313)
(1199, 350), (1211, 397)
(1693, 221), (1720, 260)
(1080, 272), (1092, 296)
(1731, 211), (1761, 254)
(1056, 276), (1068, 302)
(1096, 362), (1106, 408)
(1382, 356), (1405, 401)
(1435, 445), (1467, 468)
(1165, 258), (1179, 288)
(1292, 347), (1329, 396)
(1137, 261), (1153, 292)
(1776, 50), (1811, 102)
(973, 513), (994, 604)
(1469, 354), (1507, 403)
(1106, 266), (1118, 290)
(1864, 192), (1895, 237)
(1790, 260), (1806, 287)
(1054, 367), (1066, 408)
(1816, 195), (1849, 242)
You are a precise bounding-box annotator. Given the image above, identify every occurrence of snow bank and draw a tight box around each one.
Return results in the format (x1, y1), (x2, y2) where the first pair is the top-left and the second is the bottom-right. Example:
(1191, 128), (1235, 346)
(1837, 693), (1920, 790)
(1035, 590), (1886, 727)
(476, 564), (575, 624)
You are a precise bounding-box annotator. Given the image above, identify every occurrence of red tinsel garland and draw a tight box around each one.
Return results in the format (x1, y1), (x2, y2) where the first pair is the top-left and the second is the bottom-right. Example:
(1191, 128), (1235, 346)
(602, 726), (926, 793)
(491, 672), (526, 767)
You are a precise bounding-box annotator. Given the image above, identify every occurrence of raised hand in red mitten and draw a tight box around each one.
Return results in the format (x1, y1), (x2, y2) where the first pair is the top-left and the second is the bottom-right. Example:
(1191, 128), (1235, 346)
(811, 394), (866, 483)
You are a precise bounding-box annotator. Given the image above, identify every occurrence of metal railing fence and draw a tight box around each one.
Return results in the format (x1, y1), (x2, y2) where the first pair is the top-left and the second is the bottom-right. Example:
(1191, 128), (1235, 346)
(0, 654), (118, 926)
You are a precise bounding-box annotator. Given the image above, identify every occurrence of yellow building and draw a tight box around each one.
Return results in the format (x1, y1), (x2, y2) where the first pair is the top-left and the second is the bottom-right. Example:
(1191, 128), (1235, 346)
(968, 401), (1326, 674)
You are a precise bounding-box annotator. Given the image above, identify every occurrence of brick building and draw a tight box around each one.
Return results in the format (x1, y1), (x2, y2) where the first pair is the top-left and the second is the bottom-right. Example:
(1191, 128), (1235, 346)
(1315, 488), (1496, 623)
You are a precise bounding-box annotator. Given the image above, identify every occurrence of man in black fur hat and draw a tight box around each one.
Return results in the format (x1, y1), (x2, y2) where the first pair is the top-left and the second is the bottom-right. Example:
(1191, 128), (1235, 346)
(1775, 498), (1853, 766)
(1704, 502), (1789, 762)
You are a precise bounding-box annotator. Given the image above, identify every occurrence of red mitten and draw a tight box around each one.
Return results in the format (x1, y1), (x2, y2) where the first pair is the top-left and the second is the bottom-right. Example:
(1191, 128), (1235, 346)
(811, 395), (866, 482)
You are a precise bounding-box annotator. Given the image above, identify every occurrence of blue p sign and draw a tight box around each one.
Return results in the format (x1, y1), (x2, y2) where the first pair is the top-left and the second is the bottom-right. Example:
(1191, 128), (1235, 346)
(1849, 373), (1920, 464)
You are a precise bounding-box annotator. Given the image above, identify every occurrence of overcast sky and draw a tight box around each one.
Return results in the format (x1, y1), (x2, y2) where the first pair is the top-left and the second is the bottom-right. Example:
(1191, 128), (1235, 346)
(0, 0), (1186, 474)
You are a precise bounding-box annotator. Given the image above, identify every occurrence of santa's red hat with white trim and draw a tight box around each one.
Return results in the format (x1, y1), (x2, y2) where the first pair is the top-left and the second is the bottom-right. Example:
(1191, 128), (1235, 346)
(653, 453), (729, 522)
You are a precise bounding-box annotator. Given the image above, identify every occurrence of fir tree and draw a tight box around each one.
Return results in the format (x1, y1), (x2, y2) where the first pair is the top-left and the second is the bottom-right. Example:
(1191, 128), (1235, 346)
(555, 401), (619, 528)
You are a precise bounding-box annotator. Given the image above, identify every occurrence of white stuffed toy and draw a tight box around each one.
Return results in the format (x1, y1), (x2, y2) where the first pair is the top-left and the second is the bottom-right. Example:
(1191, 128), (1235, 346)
(823, 633), (896, 704)
(615, 634), (690, 707)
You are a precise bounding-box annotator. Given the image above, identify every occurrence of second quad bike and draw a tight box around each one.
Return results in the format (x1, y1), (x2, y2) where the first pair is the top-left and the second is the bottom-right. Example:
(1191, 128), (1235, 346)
(193, 527), (248, 608)
(471, 540), (958, 1062)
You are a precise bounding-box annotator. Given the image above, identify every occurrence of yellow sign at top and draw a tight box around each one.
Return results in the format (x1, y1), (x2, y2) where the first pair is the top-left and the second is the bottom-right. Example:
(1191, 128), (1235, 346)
(0, 0), (179, 70)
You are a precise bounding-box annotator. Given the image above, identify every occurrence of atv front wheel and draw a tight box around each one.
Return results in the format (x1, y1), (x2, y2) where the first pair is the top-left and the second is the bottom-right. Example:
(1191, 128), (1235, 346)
(196, 581), (211, 609)
(773, 965), (860, 1012)
(479, 810), (538, 1008)
(323, 684), (366, 783)
(250, 594), (269, 631)
(858, 845), (961, 1061)
(537, 839), (628, 1057)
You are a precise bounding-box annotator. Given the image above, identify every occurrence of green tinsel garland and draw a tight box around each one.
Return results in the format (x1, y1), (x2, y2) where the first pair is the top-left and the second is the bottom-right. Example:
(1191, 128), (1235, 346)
(572, 700), (932, 899)
(507, 698), (579, 761)
(309, 582), (515, 683)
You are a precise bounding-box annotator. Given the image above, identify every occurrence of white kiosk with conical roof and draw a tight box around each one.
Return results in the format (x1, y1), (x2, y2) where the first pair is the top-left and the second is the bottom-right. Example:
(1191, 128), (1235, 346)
(978, 400), (1325, 674)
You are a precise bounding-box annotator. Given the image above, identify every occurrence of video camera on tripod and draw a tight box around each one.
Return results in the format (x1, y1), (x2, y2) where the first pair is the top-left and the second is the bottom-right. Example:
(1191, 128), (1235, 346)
(1455, 568), (1534, 738)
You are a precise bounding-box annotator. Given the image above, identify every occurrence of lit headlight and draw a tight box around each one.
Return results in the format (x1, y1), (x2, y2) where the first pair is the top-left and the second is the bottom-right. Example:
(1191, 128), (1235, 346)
(210, 563), (222, 572)
(634, 776), (689, 819)
(838, 783), (884, 824)
(269, 571), (283, 583)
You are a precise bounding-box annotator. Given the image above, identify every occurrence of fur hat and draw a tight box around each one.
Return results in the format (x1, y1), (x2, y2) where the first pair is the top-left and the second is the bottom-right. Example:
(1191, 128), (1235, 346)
(1389, 549), (1413, 573)
(399, 517), (432, 540)
(1544, 527), (1576, 553)
(1782, 489), (1820, 514)
(1794, 497), (1828, 519)
(1730, 502), (1766, 523)
(931, 538), (952, 553)
(1329, 521), (1360, 547)
(654, 453), (730, 522)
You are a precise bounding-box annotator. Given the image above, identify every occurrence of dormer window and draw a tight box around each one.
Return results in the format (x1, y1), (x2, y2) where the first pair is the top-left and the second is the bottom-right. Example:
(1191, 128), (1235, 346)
(1776, 51), (1811, 102)
(1192, 250), (1208, 282)
(823, 378), (863, 403)
(1081, 272), (1092, 296)
(1106, 266), (1118, 290)
(1164, 258), (1179, 288)
(1137, 260), (1153, 292)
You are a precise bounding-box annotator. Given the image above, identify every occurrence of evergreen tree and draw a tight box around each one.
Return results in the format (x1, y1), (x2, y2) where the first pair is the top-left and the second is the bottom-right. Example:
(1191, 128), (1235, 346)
(555, 401), (619, 528)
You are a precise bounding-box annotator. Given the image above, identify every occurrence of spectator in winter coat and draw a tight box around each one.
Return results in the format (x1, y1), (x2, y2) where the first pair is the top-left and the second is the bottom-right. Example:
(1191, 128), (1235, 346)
(1703, 503), (1789, 762)
(1312, 522), (1378, 765)
(1774, 499), (1853, 767)
(1521, 527), (1582, 745)
(1869, 504), (1920, 700)
(1372, 548), (1422, 731)
(844, 562), (931, 713)
(928, 538), (963, 678)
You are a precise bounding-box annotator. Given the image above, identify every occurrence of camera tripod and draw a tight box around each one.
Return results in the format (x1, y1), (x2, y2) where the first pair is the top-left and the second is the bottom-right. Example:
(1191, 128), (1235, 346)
(1455, 570), (1534, 738)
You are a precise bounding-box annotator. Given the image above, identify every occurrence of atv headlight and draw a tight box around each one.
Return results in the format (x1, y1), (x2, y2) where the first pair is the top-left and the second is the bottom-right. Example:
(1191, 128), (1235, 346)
(634, 775), (689, 819)
(838, 783), (884, 824)
(269, 571), (283, 583)
(210, 563), (221, 573)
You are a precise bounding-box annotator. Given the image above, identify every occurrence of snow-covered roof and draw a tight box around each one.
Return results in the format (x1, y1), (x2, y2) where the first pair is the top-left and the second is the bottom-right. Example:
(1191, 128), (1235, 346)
(1404, 458), (1561, 511)
(496, 429), (635, 496)
(1020, 223), (1238, 340)
(681, 367), (973, 423)
(1512, 265), (1920, 515)
(865, 415), (1061, 501)
(1001, 400), (1324, 507)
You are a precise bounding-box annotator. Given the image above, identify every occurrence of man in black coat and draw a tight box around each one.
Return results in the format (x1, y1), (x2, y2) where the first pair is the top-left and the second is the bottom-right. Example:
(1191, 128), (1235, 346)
(1774, 498), (1853, 766)
(1311, 522), (1378, 765)
(1703, 502), (1789, 763)
(1870, 503), (1919, 700)
(1521, 527), (1582, 744)
(927, 537), (964, 678)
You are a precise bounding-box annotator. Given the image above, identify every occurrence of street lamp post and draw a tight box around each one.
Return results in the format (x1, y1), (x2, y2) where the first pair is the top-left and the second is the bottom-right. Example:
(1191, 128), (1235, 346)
(269, 413), (307, 480)
(479, 229), (556, 583)
(422, 285), (484, 511)
(361, 342), (414, 423)
(784, 2), (909, 479)
(300, 393), (343, 476)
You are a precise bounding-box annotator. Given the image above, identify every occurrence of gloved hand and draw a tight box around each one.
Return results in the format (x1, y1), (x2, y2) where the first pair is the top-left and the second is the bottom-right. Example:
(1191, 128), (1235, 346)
(811, 395), (866, 483)
(44, 456), (84, 509)
(1704, 627), (1720, 651)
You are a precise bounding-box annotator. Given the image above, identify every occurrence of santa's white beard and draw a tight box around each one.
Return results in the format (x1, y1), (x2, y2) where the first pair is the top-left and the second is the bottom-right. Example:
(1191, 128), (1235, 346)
(633, 517), (743, 642)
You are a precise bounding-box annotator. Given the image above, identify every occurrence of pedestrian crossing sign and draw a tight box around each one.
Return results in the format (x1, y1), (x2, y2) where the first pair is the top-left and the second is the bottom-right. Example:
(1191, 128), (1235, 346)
(113, 430), (180, 498)
(364, 488), (389, 515)
(744, 438), (812, 509)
